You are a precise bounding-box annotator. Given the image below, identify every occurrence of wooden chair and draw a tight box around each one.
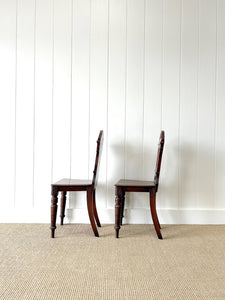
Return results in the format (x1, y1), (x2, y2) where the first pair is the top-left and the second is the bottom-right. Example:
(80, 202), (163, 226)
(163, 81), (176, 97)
(114, 131), (165, 239)
(50, 130), (103, 238)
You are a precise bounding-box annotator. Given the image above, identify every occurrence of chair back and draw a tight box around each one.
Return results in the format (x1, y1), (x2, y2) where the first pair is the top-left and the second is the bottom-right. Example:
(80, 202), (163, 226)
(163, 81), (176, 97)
(92, 130), (104, 189)
(154, 131), (165, 192)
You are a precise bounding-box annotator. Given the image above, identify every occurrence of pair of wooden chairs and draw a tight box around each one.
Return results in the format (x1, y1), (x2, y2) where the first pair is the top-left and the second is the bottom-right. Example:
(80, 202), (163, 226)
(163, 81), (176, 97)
(51, 130), (165, 239)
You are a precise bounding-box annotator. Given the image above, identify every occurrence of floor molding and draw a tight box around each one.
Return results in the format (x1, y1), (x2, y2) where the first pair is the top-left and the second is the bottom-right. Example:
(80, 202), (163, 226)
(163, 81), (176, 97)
(1, 207), (224, 224)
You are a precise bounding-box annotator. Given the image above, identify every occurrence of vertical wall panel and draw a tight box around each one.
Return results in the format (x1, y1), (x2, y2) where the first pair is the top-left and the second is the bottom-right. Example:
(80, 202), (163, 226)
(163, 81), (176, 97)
(107, 0), (126, 208)
(89, 0), (108, 208)
(70, 0), (91, 210)
(215, 0), (225, 209)
(143, 0), (163, 194)
(125, 0), (145, 209)
(33, 0), (53, 213)
(179, 0), (198, 209)
(197, 0), (217, 209)
(71, 0), (90, 180)
(0, 0), (16, 208)
(52, 0), (72, 183)
(160, 0), (181, 209)
(15, 0), (35, 209)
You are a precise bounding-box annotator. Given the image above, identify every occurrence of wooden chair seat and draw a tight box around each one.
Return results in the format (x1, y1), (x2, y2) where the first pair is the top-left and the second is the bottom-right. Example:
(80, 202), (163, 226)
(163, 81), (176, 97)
(50, 130), (103, 238)
(114, 131), (165, 239)
(53, 178), (92, 187)
(116, 179), (155, 188)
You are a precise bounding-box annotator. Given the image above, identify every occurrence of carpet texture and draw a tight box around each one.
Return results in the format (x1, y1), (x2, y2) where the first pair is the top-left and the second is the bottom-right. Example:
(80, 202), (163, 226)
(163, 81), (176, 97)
(0, 224), (225, 299)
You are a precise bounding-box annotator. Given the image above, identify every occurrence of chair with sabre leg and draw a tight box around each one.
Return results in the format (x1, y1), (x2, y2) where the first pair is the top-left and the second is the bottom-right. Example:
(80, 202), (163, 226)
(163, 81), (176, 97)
(114, 131), (165, 239)
(50, 130), (104, 238)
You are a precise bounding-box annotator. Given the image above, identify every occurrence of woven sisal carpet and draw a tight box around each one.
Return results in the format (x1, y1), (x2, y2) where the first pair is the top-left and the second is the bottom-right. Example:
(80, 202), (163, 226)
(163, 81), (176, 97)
(0, 224), (225, 299)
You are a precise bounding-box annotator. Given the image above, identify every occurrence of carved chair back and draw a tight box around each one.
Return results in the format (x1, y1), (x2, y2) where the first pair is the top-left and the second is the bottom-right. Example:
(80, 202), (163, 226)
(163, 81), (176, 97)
(154, 130), (165, 192)
(92, 130), (104, 189)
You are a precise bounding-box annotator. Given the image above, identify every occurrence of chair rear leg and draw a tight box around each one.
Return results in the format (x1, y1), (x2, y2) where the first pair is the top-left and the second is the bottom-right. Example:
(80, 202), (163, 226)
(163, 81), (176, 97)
(87, 188), (99, 237)
(60, 191), (67, 225)
(93, 190), (101, 227)
(157, 214), (161, 229)
(120, 192), (125, 225)
(150, 189), (162, 239)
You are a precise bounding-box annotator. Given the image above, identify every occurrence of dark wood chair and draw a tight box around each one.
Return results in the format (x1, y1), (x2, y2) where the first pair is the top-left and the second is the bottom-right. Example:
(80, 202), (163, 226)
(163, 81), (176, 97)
(114, 131), (165, 239)
(50, 130), (103, 238)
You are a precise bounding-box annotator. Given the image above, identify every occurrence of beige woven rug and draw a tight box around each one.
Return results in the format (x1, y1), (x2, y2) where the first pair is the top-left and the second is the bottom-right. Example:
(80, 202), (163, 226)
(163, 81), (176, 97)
(0, 224), (225, 299)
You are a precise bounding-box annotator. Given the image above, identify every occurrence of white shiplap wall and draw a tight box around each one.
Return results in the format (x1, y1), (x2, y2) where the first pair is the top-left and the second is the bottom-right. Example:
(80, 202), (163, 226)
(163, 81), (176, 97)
(0, 0), (225, 224)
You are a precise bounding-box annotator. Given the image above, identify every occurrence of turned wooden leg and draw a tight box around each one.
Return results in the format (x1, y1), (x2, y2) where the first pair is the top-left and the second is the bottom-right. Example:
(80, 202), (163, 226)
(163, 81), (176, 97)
(60, 191), (67, 225)
(87, 188), (99, 237)
(93, 189), (101, 227)
(114, 186), (122, 238)
(150, 189), (162, 239)
(51, 186), (58, 238)
(120, 191), (125, 226)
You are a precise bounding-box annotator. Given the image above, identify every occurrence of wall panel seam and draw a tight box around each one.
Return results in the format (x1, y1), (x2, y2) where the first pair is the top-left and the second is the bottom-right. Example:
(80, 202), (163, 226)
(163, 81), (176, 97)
(178, 0), (183, 209)
(160, 0), (165, 130)
(106, 0), (110, 208)
(142, 0), (146, 179)
(69, 0), (74, 180)
(214, 0), (218, 209)
(51, 0), (55, 184)
(14, 0), (19, 207)
(88, 0), (92, 179)
(124, 0), (128, 179)
(32, 0), (37, 207)
(196, 0), (200, 209)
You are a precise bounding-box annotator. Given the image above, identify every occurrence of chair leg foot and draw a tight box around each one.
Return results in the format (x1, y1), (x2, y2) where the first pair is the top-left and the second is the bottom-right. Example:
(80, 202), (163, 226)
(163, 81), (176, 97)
(115, 230), (119, 238)
(51, 230), (55, 238)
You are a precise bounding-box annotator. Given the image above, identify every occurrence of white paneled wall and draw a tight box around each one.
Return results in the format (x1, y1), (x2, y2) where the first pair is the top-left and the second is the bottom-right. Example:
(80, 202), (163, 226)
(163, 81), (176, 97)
(0, 0), (225, 224)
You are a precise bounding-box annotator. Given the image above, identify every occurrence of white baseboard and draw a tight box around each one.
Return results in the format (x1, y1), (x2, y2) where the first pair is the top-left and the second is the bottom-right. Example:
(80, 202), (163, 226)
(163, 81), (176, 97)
(64, 208), (225, 225)
(1, 207), (224, 224)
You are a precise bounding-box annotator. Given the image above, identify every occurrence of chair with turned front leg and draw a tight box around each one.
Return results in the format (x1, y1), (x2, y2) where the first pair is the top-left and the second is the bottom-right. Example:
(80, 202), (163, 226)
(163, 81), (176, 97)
(50, 130), (103, 238)
(114, 131), (165, 239)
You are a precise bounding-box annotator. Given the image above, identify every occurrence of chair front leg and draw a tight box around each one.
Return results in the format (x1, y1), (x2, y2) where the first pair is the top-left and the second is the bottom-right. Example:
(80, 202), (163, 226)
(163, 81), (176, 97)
(51, 186), (58, 238)
(115, 186), (122, 238)
(93, 189), (101, 227)
(150, 189), (162, 239)
(87, 187), (99, 237)
(60, 191), (67, 225)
